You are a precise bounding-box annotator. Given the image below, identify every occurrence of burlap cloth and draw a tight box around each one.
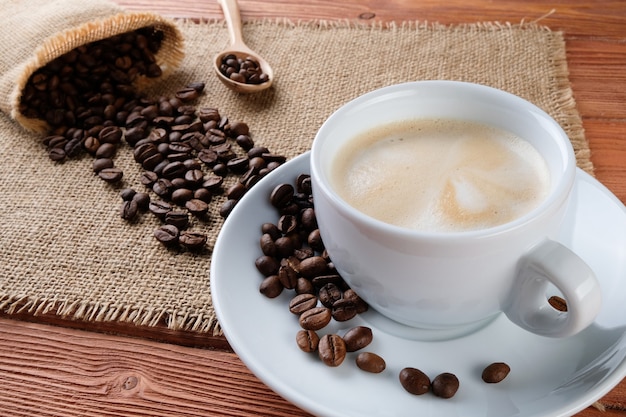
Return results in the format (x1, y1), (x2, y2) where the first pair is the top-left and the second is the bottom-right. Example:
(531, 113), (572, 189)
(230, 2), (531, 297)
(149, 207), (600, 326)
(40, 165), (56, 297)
(0, 12), (591, 336)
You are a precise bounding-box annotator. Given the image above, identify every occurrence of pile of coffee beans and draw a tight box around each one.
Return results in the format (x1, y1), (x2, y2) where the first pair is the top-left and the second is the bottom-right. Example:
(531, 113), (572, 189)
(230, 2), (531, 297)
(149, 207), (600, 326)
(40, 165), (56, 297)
(218, 54), (269, 85)
(20, 27), (164, 131)
(19, 27), (286, 251)
(257, 174), (512, 400)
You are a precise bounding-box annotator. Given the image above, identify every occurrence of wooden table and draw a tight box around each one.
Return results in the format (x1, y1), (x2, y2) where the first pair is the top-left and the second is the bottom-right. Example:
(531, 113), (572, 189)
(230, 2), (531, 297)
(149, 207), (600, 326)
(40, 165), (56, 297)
(1, 1), (624, 415)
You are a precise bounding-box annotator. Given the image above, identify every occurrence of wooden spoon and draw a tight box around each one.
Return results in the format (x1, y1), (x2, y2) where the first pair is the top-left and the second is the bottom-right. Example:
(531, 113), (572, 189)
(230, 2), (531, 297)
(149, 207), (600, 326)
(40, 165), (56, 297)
(213, 0), (274, 93)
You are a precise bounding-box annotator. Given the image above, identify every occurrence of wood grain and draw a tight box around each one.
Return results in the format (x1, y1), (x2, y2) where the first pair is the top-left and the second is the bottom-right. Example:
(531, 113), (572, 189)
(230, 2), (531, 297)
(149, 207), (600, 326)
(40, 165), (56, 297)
(0, 317), (624, 417)
(1, 1), (624, 416)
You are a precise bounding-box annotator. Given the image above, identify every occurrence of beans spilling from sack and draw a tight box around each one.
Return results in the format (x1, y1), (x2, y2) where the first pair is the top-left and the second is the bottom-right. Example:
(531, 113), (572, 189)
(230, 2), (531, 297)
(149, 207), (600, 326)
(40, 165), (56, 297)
(18, 27), (285, 251)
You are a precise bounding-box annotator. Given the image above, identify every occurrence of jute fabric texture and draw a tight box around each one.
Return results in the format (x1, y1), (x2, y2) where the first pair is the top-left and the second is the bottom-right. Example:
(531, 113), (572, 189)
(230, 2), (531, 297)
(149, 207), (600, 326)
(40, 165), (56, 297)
(0, 15), (591, 335)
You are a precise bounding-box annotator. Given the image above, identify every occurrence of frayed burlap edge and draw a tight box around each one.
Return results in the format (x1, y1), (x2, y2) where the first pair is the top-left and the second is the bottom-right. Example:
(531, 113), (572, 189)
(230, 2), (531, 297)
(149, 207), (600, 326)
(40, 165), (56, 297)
(10, 12), (185, 133)
(0, 295), (218, 334)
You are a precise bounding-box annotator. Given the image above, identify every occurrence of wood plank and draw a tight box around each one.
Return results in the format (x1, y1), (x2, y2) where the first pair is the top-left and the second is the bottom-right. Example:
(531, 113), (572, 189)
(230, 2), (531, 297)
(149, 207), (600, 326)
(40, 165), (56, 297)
(0, 317), (624, 417)
(585, 119), (626, 203)
(114, 0), (626, 39)
(567, 39), (626, 120)
(0, 318), (309, 417)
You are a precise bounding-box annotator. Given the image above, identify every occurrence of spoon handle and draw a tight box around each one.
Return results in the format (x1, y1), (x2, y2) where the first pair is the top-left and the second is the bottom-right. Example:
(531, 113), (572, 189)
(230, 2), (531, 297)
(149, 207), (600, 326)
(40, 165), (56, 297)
(218, 0), (248, 51)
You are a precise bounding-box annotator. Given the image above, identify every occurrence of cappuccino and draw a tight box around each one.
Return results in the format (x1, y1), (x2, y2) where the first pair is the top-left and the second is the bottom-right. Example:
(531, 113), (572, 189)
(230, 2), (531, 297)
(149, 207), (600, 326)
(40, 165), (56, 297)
(331, 119), (550, 232)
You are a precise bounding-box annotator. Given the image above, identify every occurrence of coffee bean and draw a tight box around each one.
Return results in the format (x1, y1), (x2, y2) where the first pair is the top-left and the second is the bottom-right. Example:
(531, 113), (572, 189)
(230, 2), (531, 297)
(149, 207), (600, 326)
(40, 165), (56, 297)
(299, 307), (331, 331)
(311, 274), (343, 289)
(255, 255), (279, 276)
(154, 224), (179, 246)
(298, 256), (328, 278)
(356, 352), (386, 373)
(83, 136), (101, 154)
(260, 233), (277, 257)
(99, 126), (123, 143)
(226, 156), (249, 174)
(278, 260), (299, 289)
(226, 182), (247, 200)
(289, 293), (318, 315)
(132, 192), (150, 210)
(342, 326), (373, 352)
(64, 138), (82, 157)
(148, 200), (172, 220)
(318, 334), (346, 367)
(344, 289), (369, 314)
(296, 329), (319, 353)
(185, 199), (209, 216)
(140, 171), (159, 187)
(307, 229), (324, 252)
(95, 142), (117, 159)
(318, 282), (342, 306)
(48, 148), (66, 161)
(120, 199), (138, 220)
(481, 362), (510, 383)
(332, 298), (358, 322)
(399, 368), (430, 395)
(219, 199), (238, 218)
(300, 208), (317, 232)
(296, 174), (312, 194)
(171, 188), (193, 205)
(431, 373), (459, 399)
(235, 134), (254, 150)
(175, 87), (199, 102)
(277, 214), (298, 234)
(270, 183), (294, 208)
(120, 188), (136, 201)
(92, 158), (113, 172)
(274, 236), (295, 258)
(98, 167), (123, 182)
(261, 223), (281, 240)
(165, 210), (189, 229)
(548, 295), (568, 312)
(259, 275), (283, 298)
(193, 188), (213, 203)
(295, 277), (315, 295)
(179, 231), (207, 250)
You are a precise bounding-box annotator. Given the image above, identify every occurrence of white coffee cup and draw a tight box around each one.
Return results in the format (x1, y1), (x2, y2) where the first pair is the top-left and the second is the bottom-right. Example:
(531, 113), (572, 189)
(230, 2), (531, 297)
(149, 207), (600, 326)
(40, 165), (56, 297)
(310, 81), (602, 338)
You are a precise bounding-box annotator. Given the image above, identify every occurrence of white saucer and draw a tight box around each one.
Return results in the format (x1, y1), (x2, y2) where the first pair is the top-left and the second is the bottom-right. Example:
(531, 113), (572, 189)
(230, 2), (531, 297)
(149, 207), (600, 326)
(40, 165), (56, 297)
(211, 152), (626, 417)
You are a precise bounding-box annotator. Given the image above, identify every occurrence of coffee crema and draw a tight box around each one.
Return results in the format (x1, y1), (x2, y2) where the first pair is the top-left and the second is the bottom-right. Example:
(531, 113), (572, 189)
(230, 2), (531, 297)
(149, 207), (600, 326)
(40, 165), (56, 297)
(331, 118), (550, 232)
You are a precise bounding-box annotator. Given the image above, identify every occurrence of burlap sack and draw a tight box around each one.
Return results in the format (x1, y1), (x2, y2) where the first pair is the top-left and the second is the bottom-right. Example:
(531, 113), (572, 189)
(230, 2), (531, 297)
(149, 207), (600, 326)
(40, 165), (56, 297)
(0, 0), (184, 133)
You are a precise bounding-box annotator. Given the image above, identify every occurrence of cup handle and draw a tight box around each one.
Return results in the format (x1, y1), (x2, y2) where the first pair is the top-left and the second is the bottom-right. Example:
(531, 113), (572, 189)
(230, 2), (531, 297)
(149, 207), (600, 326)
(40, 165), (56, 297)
(505, 239), (602, 337)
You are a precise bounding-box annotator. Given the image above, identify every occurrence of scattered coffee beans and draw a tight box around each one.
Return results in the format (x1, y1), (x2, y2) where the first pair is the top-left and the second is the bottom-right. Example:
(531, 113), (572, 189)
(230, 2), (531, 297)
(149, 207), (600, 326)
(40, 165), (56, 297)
(431, 373), (460, 399)
(481, 362), (511, 384)
(399, 368), (431, 395)
(218, 54), (270, 85)
(356, 352), (386, 374)
(21, 27), (285, 252)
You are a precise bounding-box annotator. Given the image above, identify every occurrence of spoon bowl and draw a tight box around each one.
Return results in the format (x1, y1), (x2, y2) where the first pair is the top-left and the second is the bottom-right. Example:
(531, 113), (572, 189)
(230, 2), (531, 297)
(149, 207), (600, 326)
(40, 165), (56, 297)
(213, 0), (274, 93)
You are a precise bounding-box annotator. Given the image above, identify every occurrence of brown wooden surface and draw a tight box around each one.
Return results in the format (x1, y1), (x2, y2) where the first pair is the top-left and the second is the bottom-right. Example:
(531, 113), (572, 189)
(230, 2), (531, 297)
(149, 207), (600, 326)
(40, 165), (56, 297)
(1, 1), (625, 416)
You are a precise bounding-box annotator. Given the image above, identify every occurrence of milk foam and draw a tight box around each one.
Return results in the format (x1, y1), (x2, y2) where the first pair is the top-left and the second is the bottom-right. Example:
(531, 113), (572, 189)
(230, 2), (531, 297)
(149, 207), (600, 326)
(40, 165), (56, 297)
(331, 119), (551, 232)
